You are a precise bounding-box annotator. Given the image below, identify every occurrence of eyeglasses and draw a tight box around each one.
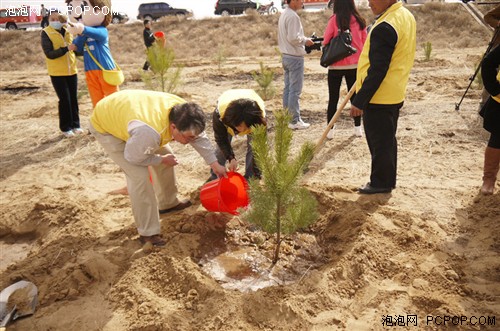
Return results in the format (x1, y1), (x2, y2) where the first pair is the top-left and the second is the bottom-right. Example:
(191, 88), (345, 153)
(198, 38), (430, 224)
(174, 128), (199, 142)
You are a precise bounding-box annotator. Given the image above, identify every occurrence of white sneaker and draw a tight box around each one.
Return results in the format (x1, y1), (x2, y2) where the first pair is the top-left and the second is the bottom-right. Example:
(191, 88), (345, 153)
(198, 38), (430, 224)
(353, 126), (363, 137)
(288, 119), (310, 130)
(62, 130), (75, 138)
(327, 125), (336, 139)
(72, 128), (87, 135)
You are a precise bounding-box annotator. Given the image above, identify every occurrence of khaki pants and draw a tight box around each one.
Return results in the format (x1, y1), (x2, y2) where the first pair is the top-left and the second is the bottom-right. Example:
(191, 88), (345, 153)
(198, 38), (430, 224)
(90, 124), (179, 236)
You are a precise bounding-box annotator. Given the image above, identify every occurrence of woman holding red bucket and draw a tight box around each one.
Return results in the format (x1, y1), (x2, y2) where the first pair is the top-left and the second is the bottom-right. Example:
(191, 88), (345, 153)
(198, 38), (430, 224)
(207, 89), (267, 182)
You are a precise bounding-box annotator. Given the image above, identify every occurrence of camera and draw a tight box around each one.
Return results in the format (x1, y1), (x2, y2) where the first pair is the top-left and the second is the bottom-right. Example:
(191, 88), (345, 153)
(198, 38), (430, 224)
(305, 33), (324, 54)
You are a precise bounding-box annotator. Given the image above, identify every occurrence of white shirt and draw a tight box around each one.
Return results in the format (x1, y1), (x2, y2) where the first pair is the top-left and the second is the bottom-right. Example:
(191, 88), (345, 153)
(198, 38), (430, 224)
(278, 7), (308, 57)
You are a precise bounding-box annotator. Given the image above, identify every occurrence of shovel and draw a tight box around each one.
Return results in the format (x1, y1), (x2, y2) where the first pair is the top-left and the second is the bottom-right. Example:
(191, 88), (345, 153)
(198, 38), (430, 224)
(0, 281), (38, 330)
(315, 84), (356, 154)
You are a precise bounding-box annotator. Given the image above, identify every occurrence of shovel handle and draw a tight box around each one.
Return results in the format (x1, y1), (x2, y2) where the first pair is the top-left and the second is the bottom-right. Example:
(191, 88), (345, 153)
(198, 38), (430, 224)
(314, 84), (356, 154)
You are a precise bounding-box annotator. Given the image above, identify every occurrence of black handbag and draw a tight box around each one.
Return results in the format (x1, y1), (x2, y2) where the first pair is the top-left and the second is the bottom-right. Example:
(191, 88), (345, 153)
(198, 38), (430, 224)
(320, 28), (357, 68)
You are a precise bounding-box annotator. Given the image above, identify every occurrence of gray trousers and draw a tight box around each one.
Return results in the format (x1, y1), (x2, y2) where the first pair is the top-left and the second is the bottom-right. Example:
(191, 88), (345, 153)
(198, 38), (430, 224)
(90, 124), (180, 236)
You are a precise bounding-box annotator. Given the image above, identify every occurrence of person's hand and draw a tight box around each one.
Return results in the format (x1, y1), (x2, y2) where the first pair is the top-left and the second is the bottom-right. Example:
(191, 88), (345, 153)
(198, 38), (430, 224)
(228, 158), (238, 172)
(67, 22), (84, 35)
(210, 161), (227, 178)
(68, 44), (77, 51)
(350, 105), (363, 117)
(305, 39), (314, 47)
(161, 154), (178, 166)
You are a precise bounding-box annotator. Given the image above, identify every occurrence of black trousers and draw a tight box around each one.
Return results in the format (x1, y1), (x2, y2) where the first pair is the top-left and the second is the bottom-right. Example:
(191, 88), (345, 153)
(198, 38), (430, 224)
(327, 69), (361, 126)
(488, 132), (500, 149)
(50, 75), (80, 132)
(362, 103), (401, 189)
(41, 17), (49, 28)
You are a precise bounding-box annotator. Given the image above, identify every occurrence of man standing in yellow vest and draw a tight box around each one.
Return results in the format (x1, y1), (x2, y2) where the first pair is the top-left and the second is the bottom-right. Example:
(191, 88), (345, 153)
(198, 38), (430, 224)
(350, 0), (416, 194)
(208, 89), (267, 181)
(90, 90), (227, 247)
(41, 11), (83, 138)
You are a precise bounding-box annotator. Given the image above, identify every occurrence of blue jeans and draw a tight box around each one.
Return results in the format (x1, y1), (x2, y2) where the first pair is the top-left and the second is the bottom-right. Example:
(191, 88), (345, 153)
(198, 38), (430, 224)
(282, 54), (304, 124)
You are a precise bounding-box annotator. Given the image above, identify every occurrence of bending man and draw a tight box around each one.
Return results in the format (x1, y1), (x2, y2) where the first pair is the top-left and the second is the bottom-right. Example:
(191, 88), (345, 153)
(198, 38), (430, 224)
(90, 90), (227, 246)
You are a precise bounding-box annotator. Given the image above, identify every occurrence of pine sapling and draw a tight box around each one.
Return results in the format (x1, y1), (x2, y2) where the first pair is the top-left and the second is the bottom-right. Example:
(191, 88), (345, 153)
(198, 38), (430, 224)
(143, 43), (183, 93)
(242, 109), (318, 264)
(213, 47), (227, 71)
(422, 41), (432, 61)
(252, 62), (275, 100)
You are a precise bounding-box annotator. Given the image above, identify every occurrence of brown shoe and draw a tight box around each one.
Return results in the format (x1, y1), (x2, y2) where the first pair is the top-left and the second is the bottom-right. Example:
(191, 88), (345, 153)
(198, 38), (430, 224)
(139, 234), (166, 247)
(159, 200), (192, 214)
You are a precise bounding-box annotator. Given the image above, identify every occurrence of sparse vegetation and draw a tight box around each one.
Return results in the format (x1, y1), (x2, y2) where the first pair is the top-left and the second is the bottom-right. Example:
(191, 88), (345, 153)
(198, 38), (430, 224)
(422, 41), (432, 61)
(143, 43), (183, 93)
(213, 47), (227, 71)
(242, 109), (318, 264)
(251, 62), (276, 100)
(0, 3), (490, 71)
(474, 61), (483, 88)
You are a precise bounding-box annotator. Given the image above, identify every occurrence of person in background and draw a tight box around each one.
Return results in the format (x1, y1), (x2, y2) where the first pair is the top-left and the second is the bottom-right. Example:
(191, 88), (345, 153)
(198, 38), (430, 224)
(90, 90), (227, 247)
(479, 45), (500, 195)
(278, 0), (314, 130)
(40, 4), (49, 28)
(322, 0), (367, 139)
(66, 0), (119, 108)
(479, 4), (500, 110)
(142, 19), (156, 71)
(41, 11), (83, 138)
(350, 0), (416, 194)
(208, 89), (267, 182)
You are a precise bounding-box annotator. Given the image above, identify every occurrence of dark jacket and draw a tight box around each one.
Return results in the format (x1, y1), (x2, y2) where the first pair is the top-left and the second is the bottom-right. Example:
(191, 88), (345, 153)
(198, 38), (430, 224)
(480, 45), (500, 135)
(143, 28), (155, 48)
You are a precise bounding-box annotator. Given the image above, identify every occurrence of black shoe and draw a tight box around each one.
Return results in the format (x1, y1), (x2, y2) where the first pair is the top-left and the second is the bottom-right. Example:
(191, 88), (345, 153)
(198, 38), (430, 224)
(139, 234), (166, 247)
(159, 200), (192, 214)
(358, 182), (392, 194)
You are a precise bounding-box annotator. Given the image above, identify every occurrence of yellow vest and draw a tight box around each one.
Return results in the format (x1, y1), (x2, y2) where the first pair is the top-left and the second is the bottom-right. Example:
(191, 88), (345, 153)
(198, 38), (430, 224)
(90, 90), (186, 146)
(43, 26), (77, 76)
(217, 89), (266, 136)
(356, 2), (416, 104)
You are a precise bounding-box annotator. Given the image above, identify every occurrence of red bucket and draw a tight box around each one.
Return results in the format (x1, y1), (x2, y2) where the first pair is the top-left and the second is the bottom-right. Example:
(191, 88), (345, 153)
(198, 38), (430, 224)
(200, 172), (249, 215)
(154, 31), (165, 38)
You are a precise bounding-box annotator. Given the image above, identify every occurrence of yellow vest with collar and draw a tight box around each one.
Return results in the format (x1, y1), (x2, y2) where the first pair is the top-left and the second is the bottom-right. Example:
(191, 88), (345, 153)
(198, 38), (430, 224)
(217, 89), (266, 136)
(43, 26), (77, 76)
(91, 90), (186, 145)
(356, 2), (416, 105)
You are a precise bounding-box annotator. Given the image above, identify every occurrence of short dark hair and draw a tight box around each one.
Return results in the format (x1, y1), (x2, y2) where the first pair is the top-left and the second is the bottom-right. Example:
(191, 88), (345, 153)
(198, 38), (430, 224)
(221, 99), (266, 128)
(143, 19), (150, 26)
(169, 102), (206, 134)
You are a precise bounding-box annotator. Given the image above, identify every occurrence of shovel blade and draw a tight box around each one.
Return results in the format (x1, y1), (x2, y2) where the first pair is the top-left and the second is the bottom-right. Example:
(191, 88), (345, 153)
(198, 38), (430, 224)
(0, 281), (38, 327)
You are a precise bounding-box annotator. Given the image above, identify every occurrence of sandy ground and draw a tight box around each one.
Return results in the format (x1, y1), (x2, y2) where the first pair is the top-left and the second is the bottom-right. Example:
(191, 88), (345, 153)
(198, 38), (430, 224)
(1, 43), (499, 330)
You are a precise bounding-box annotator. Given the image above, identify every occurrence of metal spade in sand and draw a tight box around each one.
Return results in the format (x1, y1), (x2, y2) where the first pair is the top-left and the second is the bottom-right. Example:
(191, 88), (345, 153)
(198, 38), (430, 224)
(0, 280), (38, 330)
